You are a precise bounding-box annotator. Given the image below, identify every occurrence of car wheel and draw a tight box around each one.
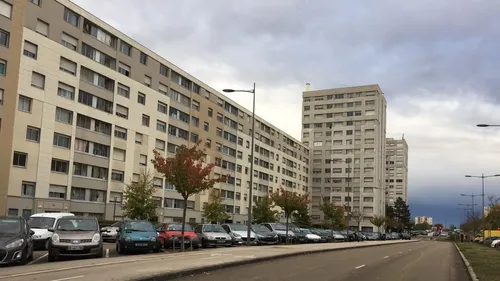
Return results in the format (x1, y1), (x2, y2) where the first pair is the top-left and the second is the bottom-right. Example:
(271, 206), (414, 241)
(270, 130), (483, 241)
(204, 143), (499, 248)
(153, 246), (160, 253)
(19, 248), (29, 265)
(96, 248), (103, 258)
(48, 254), (55, 262)
(116, 243), (124, 255)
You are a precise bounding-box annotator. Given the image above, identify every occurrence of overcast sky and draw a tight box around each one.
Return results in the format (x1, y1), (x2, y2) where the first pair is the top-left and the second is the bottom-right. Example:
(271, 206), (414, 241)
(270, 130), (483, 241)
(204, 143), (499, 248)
(72, 0), (500, 220)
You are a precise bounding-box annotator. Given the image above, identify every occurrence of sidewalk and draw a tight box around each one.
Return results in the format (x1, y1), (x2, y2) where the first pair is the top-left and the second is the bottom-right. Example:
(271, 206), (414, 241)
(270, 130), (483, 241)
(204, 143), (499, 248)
(0, 240), (417, 281)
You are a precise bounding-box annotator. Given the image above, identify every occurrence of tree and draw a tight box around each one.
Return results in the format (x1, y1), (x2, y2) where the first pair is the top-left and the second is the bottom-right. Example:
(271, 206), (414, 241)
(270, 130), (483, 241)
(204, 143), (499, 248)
(121, 170), (157, 220)
(370, 215), (386, 233)
(385, 205), (397, 232)
(203, 189), (230, 224)
(270, 187), (310, 242)
(393, 197), (411, 232)
(292, 204), (312, 227)
(252, 197), (279, 224)
(320, 198), (347, 237)
(152, 141), (226, 251)
(485, 196), (500, 230)
(350, 208), (365, 231)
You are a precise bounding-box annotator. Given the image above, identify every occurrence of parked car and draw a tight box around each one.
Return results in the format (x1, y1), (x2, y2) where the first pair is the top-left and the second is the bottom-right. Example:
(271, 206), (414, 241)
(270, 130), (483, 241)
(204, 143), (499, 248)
(156, 223), (200, 249)
(298, 228), (322, 243)
(101, 221), (123, 242)
(260, 223), (295, 243)
(194, 224), (232, 248)
(251, 224), (279, 245)
(482, 236), (500, 246)
(309, 228), (330, 242)
(400, 233), (411, 240)
(47, 216), (103, 262)
(28, 213), (75, 250)
(221, 223), (256, 245)
(330, 230), (346, 242)
(116, 220), (161, 254)
(0, 216), (34, 265)
(363, 232), (380, 241)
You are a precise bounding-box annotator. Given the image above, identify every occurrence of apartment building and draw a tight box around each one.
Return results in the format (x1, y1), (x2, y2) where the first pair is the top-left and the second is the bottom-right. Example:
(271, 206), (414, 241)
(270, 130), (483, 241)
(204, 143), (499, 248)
(385, 137), (408, 206)
(415, 216), (433, 225)
(0, 0), (310, 223)
(302, 84), (387, 232)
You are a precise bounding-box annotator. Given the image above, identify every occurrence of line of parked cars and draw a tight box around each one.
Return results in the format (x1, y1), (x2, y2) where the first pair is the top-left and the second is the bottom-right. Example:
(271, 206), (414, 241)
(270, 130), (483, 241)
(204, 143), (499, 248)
(0, 213), (410, 266)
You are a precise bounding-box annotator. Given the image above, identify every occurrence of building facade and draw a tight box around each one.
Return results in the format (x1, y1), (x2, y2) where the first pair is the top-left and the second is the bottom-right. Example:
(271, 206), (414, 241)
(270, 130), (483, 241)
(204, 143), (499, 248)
(385, 137), (408, 206)
(302, 84), (387, 232)
(415, 216), (433, 225)
(0, 0), (310, 223)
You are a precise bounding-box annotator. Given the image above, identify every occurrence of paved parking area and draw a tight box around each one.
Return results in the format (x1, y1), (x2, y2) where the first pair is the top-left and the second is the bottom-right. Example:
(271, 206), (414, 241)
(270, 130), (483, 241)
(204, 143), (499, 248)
(28, 242), (118, 265)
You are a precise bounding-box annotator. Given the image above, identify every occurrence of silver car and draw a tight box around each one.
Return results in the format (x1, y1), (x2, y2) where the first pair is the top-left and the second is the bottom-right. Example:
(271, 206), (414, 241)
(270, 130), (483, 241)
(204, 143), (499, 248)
(194, 224), (232, 248)
(221, 223), (256, 245)
(101, 221), (123, 242)
(47, 216), (104, 262)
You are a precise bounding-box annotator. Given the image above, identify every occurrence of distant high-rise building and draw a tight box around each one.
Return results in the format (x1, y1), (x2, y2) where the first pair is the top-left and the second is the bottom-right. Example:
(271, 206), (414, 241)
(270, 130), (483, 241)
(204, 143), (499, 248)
(302, 84), (387, 232)
(415, 216), (433, 225)
(385, 137), (408, 206)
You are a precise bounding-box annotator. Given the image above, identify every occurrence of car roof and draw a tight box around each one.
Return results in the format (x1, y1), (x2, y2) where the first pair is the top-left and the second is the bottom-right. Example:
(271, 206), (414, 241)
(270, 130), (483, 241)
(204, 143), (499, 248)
(30, 213), (75, 219)
(0, 216), (22, 222)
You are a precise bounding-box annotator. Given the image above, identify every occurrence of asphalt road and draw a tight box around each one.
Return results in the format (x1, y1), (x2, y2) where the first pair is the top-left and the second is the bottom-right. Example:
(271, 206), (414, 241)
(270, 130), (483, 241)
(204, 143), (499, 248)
(171, 241), (470, 281)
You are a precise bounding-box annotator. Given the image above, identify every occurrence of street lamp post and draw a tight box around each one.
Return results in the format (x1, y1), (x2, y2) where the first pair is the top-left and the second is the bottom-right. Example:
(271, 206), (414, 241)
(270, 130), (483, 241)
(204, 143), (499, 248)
(223, 83), (256, 247)
(465, 173), (500, 220)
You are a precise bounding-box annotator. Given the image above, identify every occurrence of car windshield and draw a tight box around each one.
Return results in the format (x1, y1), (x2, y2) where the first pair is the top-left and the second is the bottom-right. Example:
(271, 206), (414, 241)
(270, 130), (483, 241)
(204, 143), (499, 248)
(167, 224), (193, 231)
(272, 223), (288, 231)
(301, 229), (312, 234)
(110, 221), (122, 227)
(202, 224), (226, 233)
(57, 218), (98, 231)
(28, 217), (55, 229)
(252, 225), (270, 232)
(0, 218), (21, 235)
(124, 221), (154, 232)
(228, 224), (248, 231)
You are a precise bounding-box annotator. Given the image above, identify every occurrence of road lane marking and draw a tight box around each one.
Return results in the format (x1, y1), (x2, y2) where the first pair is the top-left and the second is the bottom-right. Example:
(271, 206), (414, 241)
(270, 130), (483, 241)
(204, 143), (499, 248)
(50, 276), (85, 281)
(398, 252), (403, 254)
(354, 265), (366, 269)
(383, 256), (389, 259)
(29, 253), (48, 265)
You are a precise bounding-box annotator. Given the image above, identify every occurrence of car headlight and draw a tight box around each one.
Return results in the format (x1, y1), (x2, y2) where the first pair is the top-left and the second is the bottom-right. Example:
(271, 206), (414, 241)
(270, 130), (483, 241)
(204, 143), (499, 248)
(207, 235), (214, 240)
(5, 239), (24, 249)
(92, 233), (101, 243)
(52, 233), (60, 243)
(233, 233), (241, 237)
(226, 235), (231, 240)
(150, 237), (156, 242)
(125, 236), (132, 241)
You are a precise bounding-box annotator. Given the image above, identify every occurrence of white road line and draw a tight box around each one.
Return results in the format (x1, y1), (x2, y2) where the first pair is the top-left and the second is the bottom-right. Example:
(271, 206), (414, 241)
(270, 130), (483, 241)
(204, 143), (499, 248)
(50, 276), (85, 281)
(354, 265), (366, 269)
(383, 256), (389, 259)
(29, 253), (48, 265)
(398, 252), (403, 254)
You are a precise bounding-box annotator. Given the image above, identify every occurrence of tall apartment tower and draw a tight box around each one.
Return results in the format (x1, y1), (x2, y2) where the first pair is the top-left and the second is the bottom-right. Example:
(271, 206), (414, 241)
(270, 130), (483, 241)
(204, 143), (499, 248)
(385, 137), (408, 206)
(0, 0), (310, 221)
(302, 84), (387, 232)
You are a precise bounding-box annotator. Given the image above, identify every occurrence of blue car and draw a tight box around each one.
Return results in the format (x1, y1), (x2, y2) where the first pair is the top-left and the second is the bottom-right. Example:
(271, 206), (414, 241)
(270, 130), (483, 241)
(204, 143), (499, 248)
(115, 220), (161, 254)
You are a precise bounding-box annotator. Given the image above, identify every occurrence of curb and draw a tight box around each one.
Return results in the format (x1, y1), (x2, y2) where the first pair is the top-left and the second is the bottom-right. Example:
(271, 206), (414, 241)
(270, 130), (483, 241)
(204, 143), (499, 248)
(454, 243), (479, 281)
(134, 240), (419, 281)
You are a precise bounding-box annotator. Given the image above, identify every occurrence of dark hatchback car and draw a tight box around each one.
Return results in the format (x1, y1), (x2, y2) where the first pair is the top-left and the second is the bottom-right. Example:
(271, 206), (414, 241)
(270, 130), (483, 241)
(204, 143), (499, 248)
(0, 216), (34, 265)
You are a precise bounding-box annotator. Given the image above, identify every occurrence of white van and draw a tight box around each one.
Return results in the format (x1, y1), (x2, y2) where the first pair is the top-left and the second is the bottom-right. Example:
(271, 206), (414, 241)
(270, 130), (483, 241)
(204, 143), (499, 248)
(28, 213), (75, 249)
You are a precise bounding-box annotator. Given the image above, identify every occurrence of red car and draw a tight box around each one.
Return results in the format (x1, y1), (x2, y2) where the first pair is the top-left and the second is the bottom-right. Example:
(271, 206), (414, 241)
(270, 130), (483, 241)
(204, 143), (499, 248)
(156, 223), (201, 249)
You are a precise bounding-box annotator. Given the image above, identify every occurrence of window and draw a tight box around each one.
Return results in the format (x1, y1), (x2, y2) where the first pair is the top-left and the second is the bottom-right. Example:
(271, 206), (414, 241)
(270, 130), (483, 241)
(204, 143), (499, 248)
(0, 1), (12, 18)
(30, 71), (45, 89)
(59, 57), (77, 75)
(191, 116), (199, 127)
(114, 126), (127, 140)
(83, 19), (116, 48)
(51, 159), (69, 174)
(216, 113), (223, 122)
(29, 0), (40, 5)
(21, 182), (35, 197)
(57, 82), (74, 100)
(117, 83), (130, 98)
(144, 75), (151, 87)
(137, 92), (146, 105)
(157, 120), (167, 132)
(192, 100), (200, 111)
(115, 104), (128, 119)
(111, 170), (124, 182)
(155, 139), (165, 151)
(55, 107), (73, 124)
(142, 114), (150, 126)
(158, 102), (168, 114)
(49, 185), (66, 199)
(160, 64), (168, 76)
(13, 151), (27, 167)
(168, 125), (189, 140)
(0, 59), (5, 76)
(61, 32), (77, 50)
(80, 67), (115, 92)
(63, 8), (80, 27)
(0, 29), (9, 47)
(208, 108), (213, 117)
(0, 88), (3, 104)
(190, 133), (198, 143)
(120, 41), (131, 56)
(139, 154), (147, 166)
(53, 133), (71, 148)
(26, 126), (40, 142)
(81, 43), (115, 69)
(24, 41), (39, 59)
(135, 133), (143, 144)
(158, 83), (168, 95)
(216, 128), (222, 137)
(140, 52), (148, 65)
(18, 95), (32, 112)
(36, 19), (49, 36)
(204, 122), (209, 132)
(169, 106), (190, 123)
(113, 148), (126, 161)
(118, 62), (130, 77)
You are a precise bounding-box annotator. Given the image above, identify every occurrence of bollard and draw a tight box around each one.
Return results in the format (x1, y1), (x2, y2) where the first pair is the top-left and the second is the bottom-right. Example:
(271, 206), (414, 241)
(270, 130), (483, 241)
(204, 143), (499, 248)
(173, 238), (176, 251)
(105, 248), (109, 258)
(190, 239), (193, 251)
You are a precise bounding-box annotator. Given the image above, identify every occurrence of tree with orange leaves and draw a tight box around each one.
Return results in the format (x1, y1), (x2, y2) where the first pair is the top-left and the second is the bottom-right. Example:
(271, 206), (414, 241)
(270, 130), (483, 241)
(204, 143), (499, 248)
(270, 187), (310, 243)
(152, 141), (226, 251)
